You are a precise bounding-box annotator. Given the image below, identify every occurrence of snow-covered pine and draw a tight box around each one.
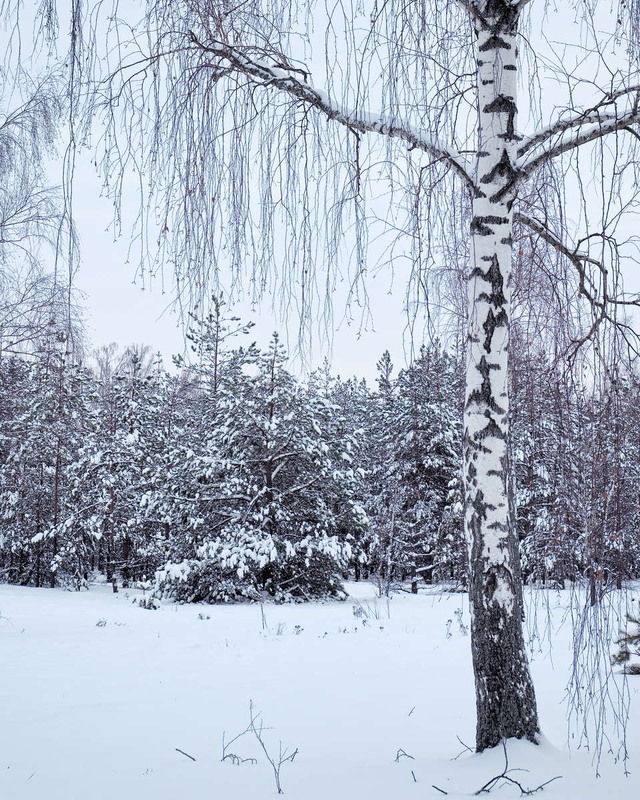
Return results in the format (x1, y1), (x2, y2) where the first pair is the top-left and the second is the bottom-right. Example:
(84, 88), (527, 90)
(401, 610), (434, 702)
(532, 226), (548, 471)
(0, 339), (91, 587)
(156, 333), (366, 602)
(363, 346), (464, 591)
(394, 345), (463, 586)
(45, 347), (172, 588)
(613, 606), (640, 675)
(317, 370), (373, 581)
(359, 351), (404, 591)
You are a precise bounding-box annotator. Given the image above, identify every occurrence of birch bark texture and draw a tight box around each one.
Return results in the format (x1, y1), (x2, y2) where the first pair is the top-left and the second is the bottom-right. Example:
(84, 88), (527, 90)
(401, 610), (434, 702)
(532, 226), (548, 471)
(464, 0), (539, 751)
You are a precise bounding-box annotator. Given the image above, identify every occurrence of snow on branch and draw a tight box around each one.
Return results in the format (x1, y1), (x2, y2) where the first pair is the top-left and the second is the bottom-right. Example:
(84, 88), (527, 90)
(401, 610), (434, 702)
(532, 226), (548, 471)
(517, 85), (640, 177)
(186, 31), (475, 191)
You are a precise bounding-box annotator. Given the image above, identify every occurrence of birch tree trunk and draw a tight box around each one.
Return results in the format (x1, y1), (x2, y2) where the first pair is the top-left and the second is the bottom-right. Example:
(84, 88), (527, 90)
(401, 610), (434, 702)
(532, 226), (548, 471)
(465, 0), (540, 752)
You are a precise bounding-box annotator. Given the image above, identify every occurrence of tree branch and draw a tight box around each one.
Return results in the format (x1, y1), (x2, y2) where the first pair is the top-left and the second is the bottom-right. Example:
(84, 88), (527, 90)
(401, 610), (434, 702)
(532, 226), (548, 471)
(515, 211), (640, 354)
(185, 31), (475, 191)
(457, 0), (531, 26)
(517, 86), (640, 177)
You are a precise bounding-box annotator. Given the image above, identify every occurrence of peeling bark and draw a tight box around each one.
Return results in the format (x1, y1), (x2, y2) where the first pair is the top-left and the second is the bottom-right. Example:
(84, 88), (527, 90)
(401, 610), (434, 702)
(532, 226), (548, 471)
(464, 0), (539, 752)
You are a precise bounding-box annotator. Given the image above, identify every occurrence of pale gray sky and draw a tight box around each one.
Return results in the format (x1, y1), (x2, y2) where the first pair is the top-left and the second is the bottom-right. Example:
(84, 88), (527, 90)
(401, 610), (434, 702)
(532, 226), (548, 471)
(69, 151), (423, 380)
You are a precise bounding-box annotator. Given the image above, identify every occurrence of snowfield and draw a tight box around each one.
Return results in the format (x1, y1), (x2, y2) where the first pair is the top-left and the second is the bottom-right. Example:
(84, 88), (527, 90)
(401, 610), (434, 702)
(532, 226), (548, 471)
(0, 581), (638, 799)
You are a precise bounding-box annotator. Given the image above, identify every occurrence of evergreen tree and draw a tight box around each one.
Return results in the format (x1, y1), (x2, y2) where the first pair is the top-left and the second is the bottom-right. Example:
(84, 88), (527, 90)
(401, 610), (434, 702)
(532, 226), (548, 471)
(364, 346), (464, 591)
(0, 336), (90, 586)
(613, 606), (640, 675)
(158, 335), (365, 602)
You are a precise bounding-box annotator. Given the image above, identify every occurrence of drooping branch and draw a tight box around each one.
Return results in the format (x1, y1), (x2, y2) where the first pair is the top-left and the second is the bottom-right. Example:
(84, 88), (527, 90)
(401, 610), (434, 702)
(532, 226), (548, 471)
(517, 86), (640, 177)
(515, 212), (640, 309)
(185, 31), (476, 191)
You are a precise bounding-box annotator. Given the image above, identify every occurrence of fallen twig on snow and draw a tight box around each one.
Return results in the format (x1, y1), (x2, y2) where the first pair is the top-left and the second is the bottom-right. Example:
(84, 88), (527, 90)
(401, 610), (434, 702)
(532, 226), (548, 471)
(474, 741), (562, 796)
(395, 748), (415, 762)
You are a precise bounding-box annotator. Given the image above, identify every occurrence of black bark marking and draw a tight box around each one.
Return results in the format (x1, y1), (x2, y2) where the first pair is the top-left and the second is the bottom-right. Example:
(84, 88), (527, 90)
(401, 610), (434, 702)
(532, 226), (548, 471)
(483, 309), (497, 352)
(471, 218), (492, 237)
(483, 94), (515, 114)
(471, 254), (506, 309)
(503, 63), (516, 70)
(482, 0), (521, 32)
(478, 416), (506, 441)
(483, 95), (517, 141)
(482, 307), (508, 352)
(466, 356), (505, 416)
(472, 489), (490, 522)
(491, 178), (518, 203)
(479, 34), (511, 51)
(470, 215), (509, 236)
(480, 149), (518, 186)
(482, 308), (506, 352)
(485, 563), (513, 599)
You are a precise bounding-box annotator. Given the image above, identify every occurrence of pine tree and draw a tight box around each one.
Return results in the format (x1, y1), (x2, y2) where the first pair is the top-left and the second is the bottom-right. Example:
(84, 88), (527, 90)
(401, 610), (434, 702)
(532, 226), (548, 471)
(49, 346), (168, 588)
(613, 606), (640, 675)
(364, 346), (464, 591)
(0, 335), (90, 586)
(157, 335), (365, 602)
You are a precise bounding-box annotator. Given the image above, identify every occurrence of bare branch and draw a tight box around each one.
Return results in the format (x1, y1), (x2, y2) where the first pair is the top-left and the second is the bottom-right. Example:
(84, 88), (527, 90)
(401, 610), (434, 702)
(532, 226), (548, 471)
(175, 748), (196, 761)
(515, 211), (640, 356)
(518, 85), (640, 160)
(474, 741), (562, 796)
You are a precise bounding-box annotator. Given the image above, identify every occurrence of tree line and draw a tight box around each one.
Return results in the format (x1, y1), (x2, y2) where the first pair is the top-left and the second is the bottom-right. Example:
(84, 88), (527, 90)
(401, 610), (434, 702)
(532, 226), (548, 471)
(1, 299), (639, 605)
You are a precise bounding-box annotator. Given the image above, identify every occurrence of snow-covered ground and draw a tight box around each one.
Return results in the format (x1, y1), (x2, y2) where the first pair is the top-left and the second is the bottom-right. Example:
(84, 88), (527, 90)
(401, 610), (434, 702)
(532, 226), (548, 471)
(0, 581), (638, 799)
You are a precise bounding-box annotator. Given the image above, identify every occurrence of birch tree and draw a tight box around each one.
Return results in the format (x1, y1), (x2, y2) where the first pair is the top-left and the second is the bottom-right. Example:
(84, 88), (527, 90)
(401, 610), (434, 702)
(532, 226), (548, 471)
(0, 69), (74, 356)
(16, 0), (640, 751)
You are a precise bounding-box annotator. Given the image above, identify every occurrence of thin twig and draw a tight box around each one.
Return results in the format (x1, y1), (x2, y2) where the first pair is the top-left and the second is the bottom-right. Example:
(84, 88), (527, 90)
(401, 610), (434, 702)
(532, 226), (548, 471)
(474, 741), (562, 796)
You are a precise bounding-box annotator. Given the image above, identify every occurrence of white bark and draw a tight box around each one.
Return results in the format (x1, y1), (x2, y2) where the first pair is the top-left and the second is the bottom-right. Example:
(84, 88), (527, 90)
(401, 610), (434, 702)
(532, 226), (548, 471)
(464, 0), (539, 752)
